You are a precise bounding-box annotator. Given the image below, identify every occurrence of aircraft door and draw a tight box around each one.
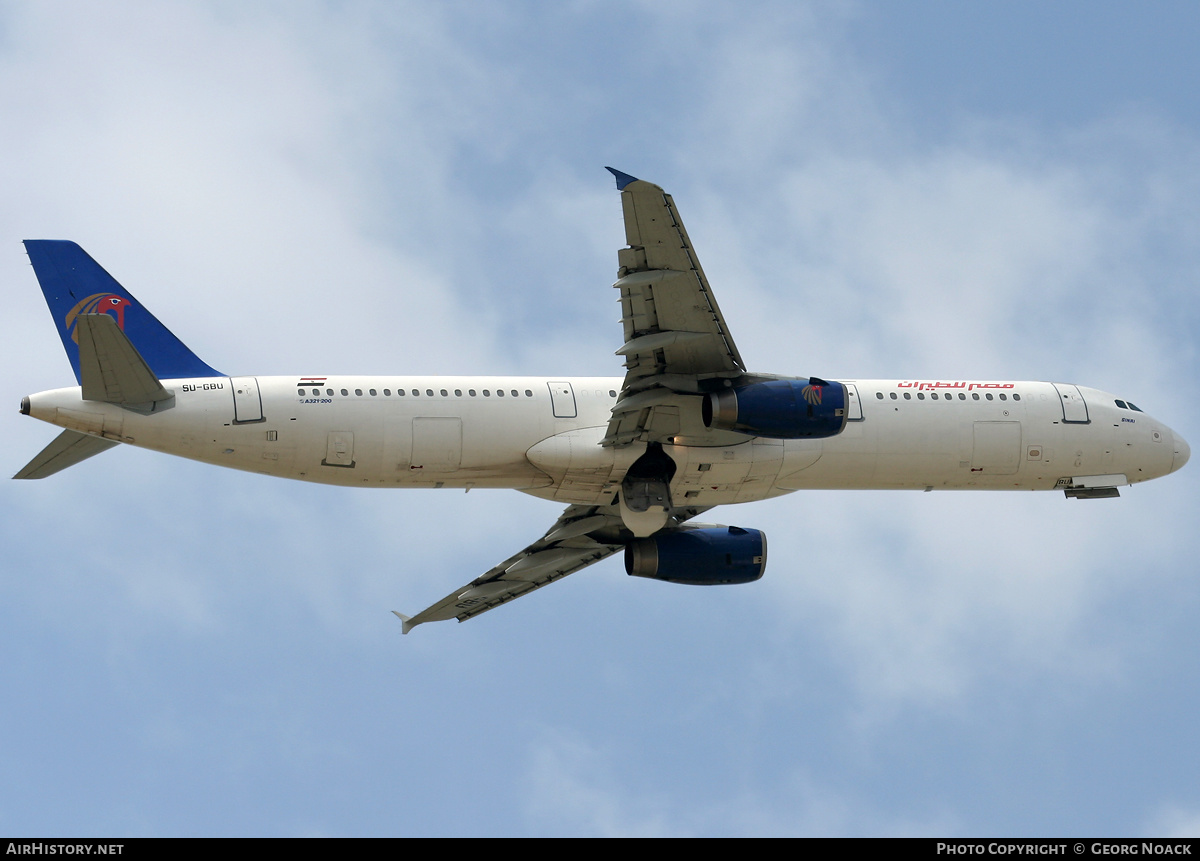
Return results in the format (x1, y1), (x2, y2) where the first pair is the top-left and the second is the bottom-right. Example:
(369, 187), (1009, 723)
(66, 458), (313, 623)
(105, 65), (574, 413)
(1052, 383), (1090, 423)
(845, 383), (864, 421)
(231, 376), (264, 423)
(548, 381), (577, 418)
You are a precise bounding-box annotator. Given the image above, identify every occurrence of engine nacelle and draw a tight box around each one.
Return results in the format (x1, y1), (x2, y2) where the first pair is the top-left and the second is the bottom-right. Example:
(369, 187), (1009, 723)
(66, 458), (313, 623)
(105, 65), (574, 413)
(625, 526), (767, 585)
(703, 377), (848, 439)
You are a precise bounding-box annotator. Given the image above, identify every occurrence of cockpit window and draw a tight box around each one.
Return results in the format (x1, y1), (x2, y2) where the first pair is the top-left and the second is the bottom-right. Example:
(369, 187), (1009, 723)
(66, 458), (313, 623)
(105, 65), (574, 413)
(1128, 402), (1143, 412)
(1115, 399), (1128, 409)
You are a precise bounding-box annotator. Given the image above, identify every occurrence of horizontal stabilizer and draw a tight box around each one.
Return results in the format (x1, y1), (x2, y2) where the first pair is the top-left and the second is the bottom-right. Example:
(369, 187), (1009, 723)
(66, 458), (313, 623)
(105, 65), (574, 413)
(14, 429), (118, 479)
(77, 313), (172, 406)
(391, 611), (416, 635)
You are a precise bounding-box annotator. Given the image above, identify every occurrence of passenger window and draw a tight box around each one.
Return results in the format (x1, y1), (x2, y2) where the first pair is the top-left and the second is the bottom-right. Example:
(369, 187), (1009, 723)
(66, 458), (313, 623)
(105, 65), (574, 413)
(412, 389), (419, 396)
(440, 389), (448, 397)
(526, 390), (534, 397)
(930, 393), (938, 400)
(370, 389), (377, 396)
(917, 393), (925, 400)
(903, 392), (911, 400)
(876, 392), (884, 399)
(455, 389), (463, 397)
(483, 390), (491, 397)
(1013, 394), (1020, 401)
(426, 389), (434, 397)
(890, 392), (897, 400)
(469, 389), (477, 397)
(298, 389), (307, 396)
(985, 393), (993, 400)
(497, 389), (505, 397)
(512, 390), (519, 397)
(958, 393), (966, 400)
(341, 389), (348, 396)
(999, 393), (1006, 400)
(609, 390), (616, 397)
(384, 389), (391, 396)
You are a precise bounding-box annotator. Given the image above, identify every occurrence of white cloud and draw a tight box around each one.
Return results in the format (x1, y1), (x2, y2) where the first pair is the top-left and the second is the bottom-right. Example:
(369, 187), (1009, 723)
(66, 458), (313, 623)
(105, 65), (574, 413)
(522, 730), (680, 837)
(1145, 804), (1200, 838)
(521, 727), (960, 836)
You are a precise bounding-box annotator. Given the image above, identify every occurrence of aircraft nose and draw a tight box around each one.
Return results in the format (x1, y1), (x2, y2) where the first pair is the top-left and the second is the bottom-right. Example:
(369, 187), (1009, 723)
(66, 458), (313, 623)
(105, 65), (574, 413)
(1172, 431), (1190, 473)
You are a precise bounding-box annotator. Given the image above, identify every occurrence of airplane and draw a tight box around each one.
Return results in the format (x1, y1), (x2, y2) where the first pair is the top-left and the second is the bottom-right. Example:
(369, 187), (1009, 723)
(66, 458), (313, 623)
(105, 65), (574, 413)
(16, 168), (1191, 633)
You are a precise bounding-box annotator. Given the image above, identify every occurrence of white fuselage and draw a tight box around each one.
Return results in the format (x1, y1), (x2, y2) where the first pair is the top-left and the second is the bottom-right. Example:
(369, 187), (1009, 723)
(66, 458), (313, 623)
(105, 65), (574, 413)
(23, 375), (1186, 505)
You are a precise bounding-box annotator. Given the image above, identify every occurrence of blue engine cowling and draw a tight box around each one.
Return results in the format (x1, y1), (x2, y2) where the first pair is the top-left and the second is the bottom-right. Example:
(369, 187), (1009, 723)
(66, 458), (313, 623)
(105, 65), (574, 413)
(703, 377), (848, 439)
(625, 526), (767, 585)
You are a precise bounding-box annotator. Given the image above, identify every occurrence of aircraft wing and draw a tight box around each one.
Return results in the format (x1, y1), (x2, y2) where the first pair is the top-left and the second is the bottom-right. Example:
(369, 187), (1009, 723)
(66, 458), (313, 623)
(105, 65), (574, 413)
(397, 172), (728, 632)
(397, 501), (708, 632)
(603, 169), (747, 447)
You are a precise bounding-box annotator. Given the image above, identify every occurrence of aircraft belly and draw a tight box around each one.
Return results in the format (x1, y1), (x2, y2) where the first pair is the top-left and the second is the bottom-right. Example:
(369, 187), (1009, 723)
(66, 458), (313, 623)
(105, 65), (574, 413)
(525, 426), (628, 503)
(666, 438), (785, 506)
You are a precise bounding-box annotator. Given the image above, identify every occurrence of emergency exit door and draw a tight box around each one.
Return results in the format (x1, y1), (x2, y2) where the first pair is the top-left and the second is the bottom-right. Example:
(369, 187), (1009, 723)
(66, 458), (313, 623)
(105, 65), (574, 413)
(548, 381), (577, 418)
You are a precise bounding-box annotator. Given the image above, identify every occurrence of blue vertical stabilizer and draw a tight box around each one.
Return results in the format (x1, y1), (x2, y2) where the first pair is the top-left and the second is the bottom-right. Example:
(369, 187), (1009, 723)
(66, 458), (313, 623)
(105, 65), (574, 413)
(24, 240), (223, 382)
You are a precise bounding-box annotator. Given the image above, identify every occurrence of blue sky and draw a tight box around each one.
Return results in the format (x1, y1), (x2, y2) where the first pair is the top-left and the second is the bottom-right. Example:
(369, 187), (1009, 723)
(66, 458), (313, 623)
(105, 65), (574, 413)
(2, 1), (1198, 836)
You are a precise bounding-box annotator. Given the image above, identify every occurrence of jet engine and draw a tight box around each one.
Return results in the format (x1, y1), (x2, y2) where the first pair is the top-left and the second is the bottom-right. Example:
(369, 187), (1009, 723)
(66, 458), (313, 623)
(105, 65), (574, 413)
(703, 377), (848, 439)
(625, 526), (767, 585)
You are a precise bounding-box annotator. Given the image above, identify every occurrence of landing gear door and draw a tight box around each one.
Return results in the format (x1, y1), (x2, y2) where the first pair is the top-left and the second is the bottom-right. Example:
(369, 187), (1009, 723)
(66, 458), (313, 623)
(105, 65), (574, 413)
(548, 381), (577, 418)
(323, 432), (355, 468)
(231, 376), (264, 423)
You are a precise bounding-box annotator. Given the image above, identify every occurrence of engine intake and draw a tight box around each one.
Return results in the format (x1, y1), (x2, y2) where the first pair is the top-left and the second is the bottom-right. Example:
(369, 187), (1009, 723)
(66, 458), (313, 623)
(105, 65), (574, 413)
(625, 526), (767, 585)
(703, 377), (847, 439)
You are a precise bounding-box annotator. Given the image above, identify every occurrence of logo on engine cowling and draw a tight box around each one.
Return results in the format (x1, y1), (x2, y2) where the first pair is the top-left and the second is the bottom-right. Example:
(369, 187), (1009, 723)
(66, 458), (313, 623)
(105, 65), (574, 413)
(801, 384), (823, 405)
(65, 293), (131, 343)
